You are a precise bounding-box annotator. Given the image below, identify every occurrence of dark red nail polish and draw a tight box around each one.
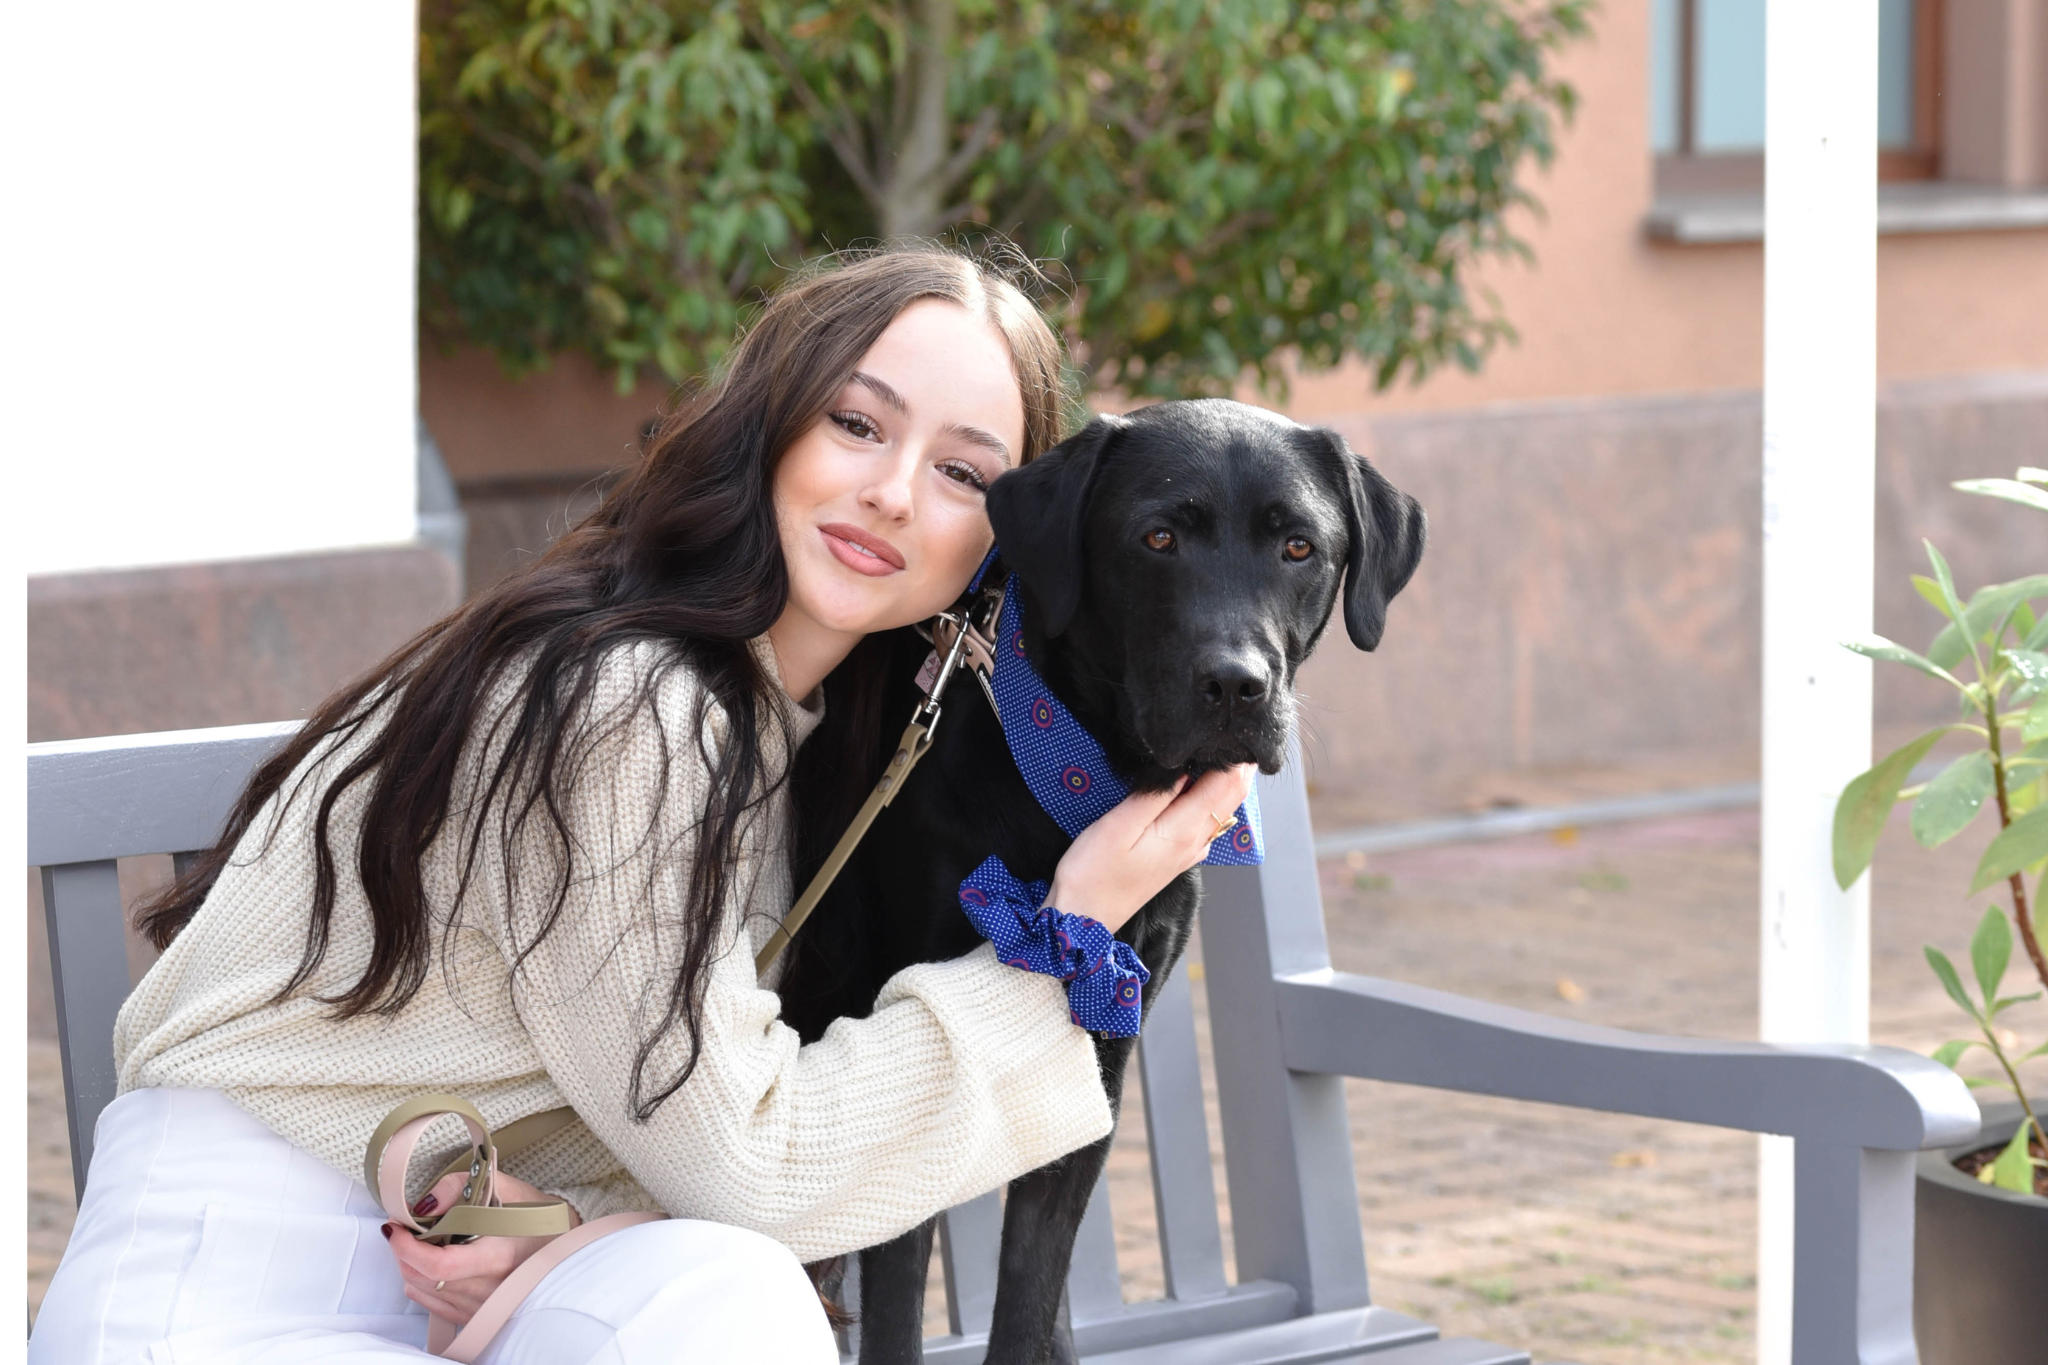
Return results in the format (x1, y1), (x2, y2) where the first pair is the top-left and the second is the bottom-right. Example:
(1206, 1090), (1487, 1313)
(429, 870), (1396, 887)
(380, 1223), (394, 1240)
(412, 1194), (438, 1216)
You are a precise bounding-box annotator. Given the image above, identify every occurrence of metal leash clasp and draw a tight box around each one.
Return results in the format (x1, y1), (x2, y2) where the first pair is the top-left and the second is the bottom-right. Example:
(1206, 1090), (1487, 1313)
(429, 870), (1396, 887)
(925, 579), (1005, 720)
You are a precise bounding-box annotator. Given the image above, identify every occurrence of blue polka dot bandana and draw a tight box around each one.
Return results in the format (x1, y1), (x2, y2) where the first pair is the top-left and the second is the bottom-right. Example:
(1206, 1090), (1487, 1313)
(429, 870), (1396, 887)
(986, 575), (1265, 865)
(959, 856), (1150, 1037)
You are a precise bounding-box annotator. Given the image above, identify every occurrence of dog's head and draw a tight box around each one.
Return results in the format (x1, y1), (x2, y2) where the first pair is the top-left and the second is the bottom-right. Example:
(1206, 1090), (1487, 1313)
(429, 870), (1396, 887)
(985, 398), (1425, 782)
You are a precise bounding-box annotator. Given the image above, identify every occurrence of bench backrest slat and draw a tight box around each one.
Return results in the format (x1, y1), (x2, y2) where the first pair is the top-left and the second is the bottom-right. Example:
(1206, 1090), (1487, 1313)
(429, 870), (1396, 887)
(937, 1189), (1002, 1335)
(1137, 965), (1230, 1301)
(1200, 758), (1373, 1314)
(1067, 1171), (1125, 1325)
(40, 859), (131, 1196)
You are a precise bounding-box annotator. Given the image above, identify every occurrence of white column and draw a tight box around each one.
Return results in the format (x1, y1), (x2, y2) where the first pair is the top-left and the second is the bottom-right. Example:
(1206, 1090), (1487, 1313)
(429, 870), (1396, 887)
(13, 2), (418, 576)
(1757, 4), (1879, 1362)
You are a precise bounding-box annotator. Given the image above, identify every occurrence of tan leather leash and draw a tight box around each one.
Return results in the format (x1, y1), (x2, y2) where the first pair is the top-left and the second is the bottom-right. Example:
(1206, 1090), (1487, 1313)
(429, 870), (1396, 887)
(366, 1095), (661, 1360)
(753, 581), (1006, 977)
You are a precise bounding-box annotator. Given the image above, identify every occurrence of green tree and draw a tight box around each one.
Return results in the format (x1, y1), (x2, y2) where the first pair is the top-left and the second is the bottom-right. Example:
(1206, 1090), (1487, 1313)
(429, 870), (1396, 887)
(420, 0), (1586, 397)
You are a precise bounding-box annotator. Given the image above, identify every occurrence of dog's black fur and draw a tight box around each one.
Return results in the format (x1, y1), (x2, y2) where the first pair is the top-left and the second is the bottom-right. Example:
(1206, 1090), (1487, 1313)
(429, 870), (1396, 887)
(776, 398), (1424, 1364)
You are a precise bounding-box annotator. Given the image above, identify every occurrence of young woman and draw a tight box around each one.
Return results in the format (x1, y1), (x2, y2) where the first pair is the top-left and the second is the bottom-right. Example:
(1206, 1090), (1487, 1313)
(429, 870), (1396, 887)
(31, 246), (1252, 1364)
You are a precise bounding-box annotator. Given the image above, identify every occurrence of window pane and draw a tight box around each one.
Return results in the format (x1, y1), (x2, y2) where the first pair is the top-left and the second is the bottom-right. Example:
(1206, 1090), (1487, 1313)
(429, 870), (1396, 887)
(1695, 0), (1767, 153)
(1878, 0), (1916, 147)
(1651, 0), (1683, 154)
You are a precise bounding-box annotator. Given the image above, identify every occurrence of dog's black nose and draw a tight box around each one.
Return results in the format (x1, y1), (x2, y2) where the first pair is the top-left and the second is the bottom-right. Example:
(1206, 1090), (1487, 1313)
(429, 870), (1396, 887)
(1198, 656), (1270, 713)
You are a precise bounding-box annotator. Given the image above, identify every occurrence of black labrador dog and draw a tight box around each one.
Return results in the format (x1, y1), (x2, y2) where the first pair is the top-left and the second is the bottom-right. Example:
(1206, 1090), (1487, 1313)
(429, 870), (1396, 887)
(776, 398), (1424, 1364)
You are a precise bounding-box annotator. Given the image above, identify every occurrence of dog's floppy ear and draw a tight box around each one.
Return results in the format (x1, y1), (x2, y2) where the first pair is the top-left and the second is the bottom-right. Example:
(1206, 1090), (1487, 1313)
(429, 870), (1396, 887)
(1314, 428), (1426, 651)
(984, 414), (1127, 636)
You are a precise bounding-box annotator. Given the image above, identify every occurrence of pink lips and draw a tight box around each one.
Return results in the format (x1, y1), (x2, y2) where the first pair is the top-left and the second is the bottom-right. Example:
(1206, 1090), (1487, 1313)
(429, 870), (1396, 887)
(819, 522), (906, 576)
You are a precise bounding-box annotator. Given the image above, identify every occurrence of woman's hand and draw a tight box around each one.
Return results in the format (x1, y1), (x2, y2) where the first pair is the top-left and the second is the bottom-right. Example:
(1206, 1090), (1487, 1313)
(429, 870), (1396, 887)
(1045, 764), (1256, 933)
(382, 1169), (576, 1325)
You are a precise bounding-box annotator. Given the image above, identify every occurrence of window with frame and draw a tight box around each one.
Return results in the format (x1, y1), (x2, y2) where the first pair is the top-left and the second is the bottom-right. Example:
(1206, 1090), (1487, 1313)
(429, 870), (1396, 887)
(1650, 0), (1940, 193)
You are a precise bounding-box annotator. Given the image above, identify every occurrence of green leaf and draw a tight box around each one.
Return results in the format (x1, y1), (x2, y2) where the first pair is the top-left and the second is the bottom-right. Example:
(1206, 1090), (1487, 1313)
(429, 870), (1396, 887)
(1928, 575), (2048, 669)
(1912, 574), (1951, 616)
(1912, 751), (1996, 847)
(2019, 467), (2048, 486)
(1833, 728), (1953, 887)
(1930, 1039), (1979, 1069)
(1987, 1121), (2040, 1194)
(1843, 636), (1968, 692)
(1924, 945), (1982, 1021)
(2025, 1040), (2048, 1061)
(1925, 542), (1980, 671)
(1965, 1075), (2004, 1089)
(1969, 905), (2013, 1006)
(1971, 805), (2048, 894)
(1953, 478), (2048, 514)
(2005, 648), (2048, 702)
(2025, 697), (2048, 745)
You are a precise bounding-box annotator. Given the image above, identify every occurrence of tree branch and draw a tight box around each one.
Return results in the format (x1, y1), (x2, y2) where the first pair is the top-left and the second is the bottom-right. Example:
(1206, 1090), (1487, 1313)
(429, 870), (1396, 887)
(740, 9), (883, 203)
(938, 106), (1000, 186)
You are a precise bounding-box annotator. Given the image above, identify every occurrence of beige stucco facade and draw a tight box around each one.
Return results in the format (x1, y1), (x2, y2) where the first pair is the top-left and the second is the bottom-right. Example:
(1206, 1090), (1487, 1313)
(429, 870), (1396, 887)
(1285, 0), (2048, 424)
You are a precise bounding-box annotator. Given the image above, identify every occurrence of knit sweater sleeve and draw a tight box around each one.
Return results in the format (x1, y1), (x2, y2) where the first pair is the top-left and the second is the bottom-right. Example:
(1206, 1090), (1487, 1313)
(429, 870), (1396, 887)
(487, 647), (1113, 1262)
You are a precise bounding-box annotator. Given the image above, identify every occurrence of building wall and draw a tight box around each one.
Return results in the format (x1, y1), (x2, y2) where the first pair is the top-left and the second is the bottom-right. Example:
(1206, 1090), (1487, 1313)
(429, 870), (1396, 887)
(27, 547), (460, 744)
(1301, 372), (2048, 822)
(1283, 0), (2048, 422)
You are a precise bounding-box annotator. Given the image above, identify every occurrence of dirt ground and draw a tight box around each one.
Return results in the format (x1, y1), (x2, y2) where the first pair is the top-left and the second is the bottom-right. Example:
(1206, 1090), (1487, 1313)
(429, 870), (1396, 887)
(27, 790), (2016, 1363)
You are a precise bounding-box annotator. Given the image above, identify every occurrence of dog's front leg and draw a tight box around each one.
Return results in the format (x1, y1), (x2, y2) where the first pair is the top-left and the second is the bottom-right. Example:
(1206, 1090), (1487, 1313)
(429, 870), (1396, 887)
(982, 1134), (1110, 1365)
(857, 1218), (937, 1365)
(983, 1033), (1139, 1365)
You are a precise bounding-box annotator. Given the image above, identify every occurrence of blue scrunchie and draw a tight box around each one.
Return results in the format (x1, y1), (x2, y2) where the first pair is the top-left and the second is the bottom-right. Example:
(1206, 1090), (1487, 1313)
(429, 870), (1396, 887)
(957, 856), (1149, 1037)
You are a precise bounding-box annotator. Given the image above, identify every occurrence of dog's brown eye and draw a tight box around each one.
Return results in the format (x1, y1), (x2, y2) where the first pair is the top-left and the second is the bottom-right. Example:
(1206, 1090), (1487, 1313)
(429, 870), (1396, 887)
(1284, 537), (1314, 561)
(1144, 528), (1176, 552)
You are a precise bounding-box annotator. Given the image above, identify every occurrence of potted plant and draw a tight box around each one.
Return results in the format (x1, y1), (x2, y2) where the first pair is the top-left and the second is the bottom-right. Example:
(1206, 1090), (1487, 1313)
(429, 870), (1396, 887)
(1830, 467), (2048, 1365)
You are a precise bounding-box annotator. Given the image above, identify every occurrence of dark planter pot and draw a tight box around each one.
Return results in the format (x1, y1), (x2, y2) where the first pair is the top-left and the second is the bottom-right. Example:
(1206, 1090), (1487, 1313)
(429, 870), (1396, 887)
(1915, 1098), (2048, 1365)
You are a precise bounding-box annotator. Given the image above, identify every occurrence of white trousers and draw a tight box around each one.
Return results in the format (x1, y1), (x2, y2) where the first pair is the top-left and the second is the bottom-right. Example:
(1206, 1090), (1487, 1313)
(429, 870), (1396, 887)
(31, 1088), (840, 1364)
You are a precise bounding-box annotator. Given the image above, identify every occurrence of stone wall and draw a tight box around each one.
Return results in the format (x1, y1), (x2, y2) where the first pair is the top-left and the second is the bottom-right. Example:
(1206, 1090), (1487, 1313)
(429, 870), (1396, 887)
(27, 545), (459, 743)
(1297, 372), (2048, 818)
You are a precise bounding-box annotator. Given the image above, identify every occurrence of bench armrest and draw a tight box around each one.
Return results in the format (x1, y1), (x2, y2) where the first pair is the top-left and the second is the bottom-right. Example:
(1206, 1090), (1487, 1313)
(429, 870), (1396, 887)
(1276, 969), (1979, 1150)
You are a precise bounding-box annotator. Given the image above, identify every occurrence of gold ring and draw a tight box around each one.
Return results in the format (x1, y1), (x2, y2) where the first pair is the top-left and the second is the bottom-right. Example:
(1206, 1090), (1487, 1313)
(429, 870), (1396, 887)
(435, 1280), (446, 1292)
(1207, 814), (1236, 843)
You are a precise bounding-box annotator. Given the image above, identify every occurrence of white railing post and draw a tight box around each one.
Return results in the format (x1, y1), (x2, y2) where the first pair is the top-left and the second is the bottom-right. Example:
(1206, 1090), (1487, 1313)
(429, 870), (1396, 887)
(1758, 3), (1880, 1362)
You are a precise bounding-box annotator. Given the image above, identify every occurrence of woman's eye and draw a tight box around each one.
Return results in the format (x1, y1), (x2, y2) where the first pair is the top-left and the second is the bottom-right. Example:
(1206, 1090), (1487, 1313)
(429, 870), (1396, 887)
(939, 461), (988, 491)
(830, 410), (881, 442)
(1284, 537), (1314, 561)
(1143, 528), (1176, 552)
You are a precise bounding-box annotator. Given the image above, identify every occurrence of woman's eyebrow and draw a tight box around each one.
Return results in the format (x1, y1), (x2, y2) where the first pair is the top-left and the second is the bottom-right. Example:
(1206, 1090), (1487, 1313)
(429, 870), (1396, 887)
(850, 371), (908, 413)
(852, 370), (1012, 465)
(943, 423), (1013, 466)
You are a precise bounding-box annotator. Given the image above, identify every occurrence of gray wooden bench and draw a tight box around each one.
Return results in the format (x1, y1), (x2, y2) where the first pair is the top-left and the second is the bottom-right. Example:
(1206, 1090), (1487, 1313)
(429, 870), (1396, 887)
(29, 724), (1978, 1363)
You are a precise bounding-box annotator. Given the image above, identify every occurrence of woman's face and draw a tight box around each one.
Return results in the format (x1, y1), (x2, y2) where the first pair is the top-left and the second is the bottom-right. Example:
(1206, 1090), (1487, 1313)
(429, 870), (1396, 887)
(773, 298), (1027, 649)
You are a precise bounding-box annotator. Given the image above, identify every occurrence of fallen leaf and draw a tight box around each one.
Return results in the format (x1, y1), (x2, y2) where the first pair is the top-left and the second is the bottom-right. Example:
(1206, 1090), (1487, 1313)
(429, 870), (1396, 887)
(1346, 850), (1368, 871)
(1610, 1149), (1657, 1169)
(1551, 826), (1580, 846)
(1556, 977), (1587, 1003)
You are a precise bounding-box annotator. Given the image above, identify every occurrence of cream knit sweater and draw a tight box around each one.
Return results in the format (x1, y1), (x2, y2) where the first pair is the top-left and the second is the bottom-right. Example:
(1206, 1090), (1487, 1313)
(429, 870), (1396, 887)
(114, 638), (1113, 1262)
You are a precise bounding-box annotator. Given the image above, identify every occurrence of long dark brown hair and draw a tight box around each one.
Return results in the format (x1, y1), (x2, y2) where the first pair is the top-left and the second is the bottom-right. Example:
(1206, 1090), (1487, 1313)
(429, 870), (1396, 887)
(137, 244), (1072, 1118)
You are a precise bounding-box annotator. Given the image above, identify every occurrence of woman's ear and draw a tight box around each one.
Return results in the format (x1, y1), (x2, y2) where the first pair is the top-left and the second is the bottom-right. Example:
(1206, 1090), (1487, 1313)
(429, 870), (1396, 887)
(1315, 428), (1426, 651)
(984, 414), (1128, 636)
